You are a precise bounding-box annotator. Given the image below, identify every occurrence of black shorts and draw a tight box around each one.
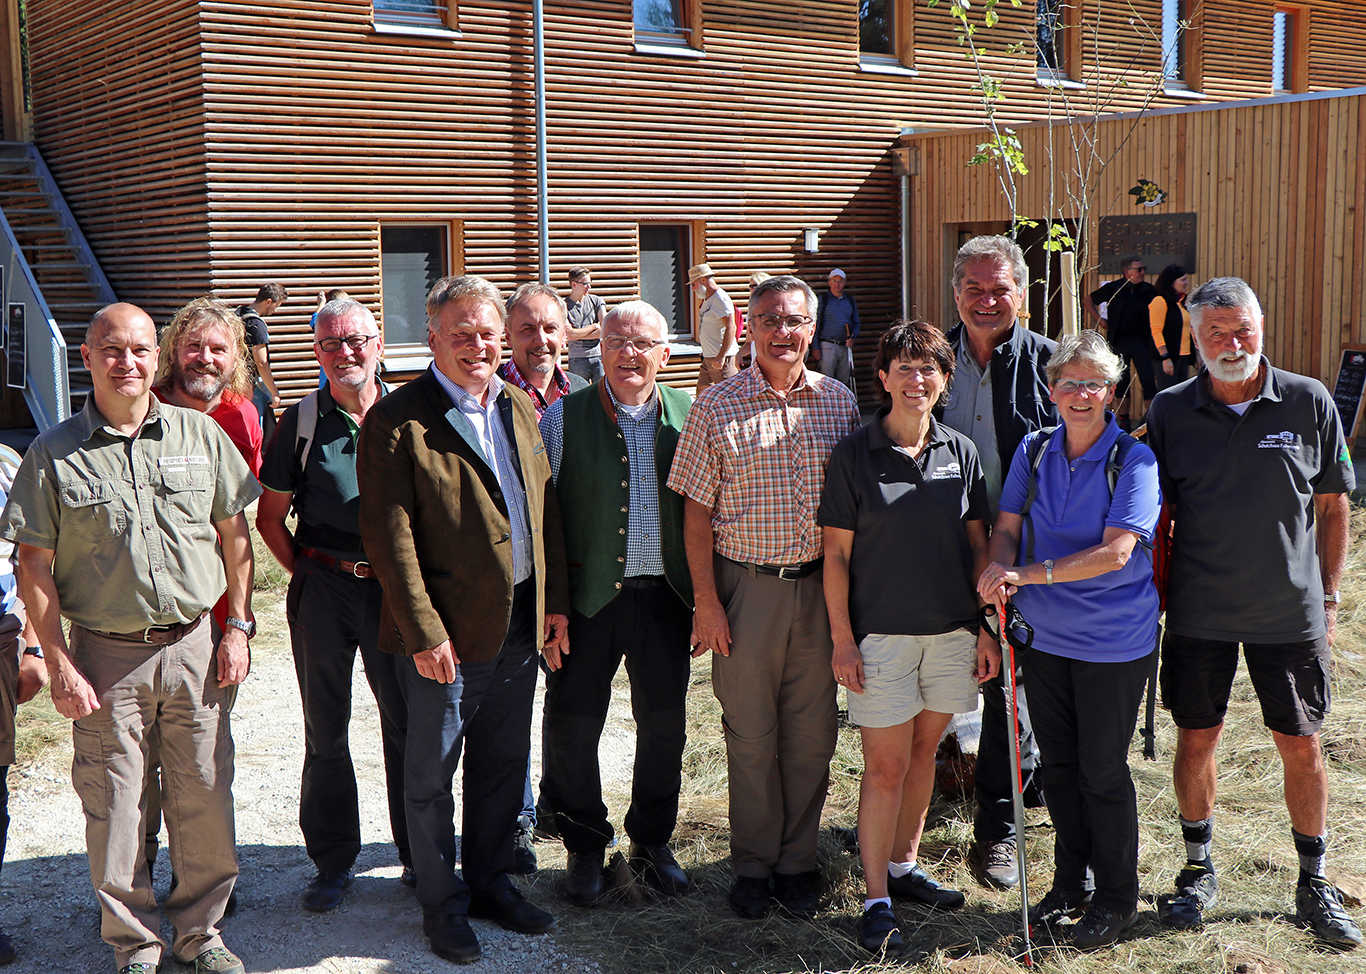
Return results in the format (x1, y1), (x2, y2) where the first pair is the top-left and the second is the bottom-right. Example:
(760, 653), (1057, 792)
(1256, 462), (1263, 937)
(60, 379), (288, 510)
(1159, 631), (1330, 737)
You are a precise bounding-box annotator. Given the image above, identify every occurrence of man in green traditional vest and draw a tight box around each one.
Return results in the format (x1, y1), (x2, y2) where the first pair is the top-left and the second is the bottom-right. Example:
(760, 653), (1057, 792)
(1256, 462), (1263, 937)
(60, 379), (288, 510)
(536, 300), (694, 907)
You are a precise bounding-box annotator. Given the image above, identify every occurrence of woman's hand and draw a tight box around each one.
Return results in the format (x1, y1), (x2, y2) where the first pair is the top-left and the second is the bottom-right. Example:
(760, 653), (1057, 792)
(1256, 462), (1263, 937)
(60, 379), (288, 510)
(977, 562), (1022, 605)
(831, 635), (865, 694)
(975, 628), (1002, 683)
(1163, 358), (1174, 375)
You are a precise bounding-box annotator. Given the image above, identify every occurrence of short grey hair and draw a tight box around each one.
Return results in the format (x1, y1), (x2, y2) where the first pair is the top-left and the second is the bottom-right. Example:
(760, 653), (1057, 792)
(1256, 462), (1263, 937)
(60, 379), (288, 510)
(604, 300), (668, 341)
(505, 282), (567, 321)
(315, 298), (377, 334)
(1045, 329), (1124, 386)
(426, 275), (506, 325)
(952, 235), (1028, 292)
(750, 275), (817, 318)
(1187, 277), (1262, 331)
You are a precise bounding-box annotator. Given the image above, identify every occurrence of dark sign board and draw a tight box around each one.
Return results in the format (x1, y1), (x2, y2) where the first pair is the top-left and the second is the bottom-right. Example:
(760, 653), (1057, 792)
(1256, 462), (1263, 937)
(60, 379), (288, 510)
(6, 302), (24, 390)
(1331, 343), (1366, 446)
(1097, 213), (1198, 273)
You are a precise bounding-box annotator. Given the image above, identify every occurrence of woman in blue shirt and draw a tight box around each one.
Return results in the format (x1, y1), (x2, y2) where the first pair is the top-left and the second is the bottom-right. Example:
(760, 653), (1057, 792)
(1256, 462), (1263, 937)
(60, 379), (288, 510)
(978, 329), (1160, 950)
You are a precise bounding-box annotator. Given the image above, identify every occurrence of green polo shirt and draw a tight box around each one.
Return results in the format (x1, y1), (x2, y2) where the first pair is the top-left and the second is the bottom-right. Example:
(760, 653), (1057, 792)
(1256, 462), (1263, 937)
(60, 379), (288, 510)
(0, 397), (261, 633)
(259, 381), (389, 561)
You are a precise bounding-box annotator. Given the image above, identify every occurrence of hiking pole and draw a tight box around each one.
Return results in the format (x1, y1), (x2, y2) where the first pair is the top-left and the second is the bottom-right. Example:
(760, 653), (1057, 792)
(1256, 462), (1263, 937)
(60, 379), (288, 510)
(983, 603), (1035, 966)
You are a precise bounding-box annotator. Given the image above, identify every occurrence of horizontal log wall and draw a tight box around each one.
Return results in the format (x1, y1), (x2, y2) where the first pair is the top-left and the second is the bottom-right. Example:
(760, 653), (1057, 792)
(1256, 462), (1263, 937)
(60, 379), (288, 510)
(23, 0), (1366, 404)
(902, 90), (1366, 388)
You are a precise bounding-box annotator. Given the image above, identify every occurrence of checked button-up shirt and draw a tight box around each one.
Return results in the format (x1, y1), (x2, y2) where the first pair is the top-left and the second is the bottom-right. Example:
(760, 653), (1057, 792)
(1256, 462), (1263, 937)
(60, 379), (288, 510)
(667, 364), (859, 566)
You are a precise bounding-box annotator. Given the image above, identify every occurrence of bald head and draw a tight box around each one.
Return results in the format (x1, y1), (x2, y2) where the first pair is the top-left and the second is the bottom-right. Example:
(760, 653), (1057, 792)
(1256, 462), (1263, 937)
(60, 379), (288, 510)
(82, 302), (160, 413)
(87, 302), (155, 347)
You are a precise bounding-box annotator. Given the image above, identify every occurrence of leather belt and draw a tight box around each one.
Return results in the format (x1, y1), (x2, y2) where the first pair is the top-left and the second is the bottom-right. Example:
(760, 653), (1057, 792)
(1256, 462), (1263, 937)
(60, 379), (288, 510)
(732, 557), (824, 581)
(299, 547), (375, 579)
(95, 612), (206, 645)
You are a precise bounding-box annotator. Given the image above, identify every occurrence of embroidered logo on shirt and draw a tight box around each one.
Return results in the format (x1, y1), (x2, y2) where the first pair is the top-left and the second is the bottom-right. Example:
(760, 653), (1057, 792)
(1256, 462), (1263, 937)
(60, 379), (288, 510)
(157, 455), (210, 468)
(929, 461), (962, 481)
(1256, 431), (1298, 450)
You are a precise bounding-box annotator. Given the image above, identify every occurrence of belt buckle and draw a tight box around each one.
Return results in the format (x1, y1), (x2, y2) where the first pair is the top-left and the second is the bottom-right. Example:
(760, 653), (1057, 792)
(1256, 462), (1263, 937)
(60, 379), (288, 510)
(140, 627), (156, 643)
(777, 565), (801, 581)
(352, 561), (371, 578)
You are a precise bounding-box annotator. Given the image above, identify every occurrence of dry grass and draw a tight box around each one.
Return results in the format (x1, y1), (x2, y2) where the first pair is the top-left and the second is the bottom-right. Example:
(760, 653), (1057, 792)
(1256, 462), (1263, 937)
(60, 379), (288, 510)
(539, 508), (1366, 974)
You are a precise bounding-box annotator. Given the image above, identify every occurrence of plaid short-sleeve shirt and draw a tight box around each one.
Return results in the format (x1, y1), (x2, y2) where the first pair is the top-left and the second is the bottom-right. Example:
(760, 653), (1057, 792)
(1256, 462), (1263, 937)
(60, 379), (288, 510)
(667, 364), (860, 565)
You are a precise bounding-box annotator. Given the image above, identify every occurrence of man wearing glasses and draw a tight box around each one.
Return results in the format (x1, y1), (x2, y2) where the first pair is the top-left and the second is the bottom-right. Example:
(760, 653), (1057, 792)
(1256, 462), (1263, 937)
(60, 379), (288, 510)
(669, 276), (859, 920)
(565, 266), (606, 383)
(537, 301), (695, 907)
(1084, 255), (1157, 420)
(256, 299), (412, 914)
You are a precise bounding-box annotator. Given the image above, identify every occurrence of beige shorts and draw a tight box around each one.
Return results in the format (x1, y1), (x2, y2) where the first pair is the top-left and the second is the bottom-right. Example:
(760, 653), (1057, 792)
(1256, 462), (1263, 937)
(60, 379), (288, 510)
(848, 629), (979, 729)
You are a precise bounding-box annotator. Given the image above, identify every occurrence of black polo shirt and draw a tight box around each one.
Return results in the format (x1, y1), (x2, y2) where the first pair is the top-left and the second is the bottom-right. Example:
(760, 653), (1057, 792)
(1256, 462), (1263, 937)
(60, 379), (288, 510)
(818, 412), (989, 637)
(1147, 360), (1354, 642)
(1091, 278), (1156, 354)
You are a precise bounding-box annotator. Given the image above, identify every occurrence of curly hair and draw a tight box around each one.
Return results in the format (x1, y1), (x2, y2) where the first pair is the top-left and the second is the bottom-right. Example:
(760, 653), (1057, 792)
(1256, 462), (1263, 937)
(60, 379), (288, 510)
(155, 296), (253, 398)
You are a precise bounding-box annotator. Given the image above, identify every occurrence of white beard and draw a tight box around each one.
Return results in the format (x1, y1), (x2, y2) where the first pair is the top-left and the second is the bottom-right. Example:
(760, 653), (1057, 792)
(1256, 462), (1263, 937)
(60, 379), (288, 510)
(1202, 348), (1260, 384)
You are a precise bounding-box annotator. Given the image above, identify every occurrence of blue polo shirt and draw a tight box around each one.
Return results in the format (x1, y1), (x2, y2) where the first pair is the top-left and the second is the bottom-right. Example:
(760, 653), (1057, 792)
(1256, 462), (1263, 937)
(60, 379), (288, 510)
(999, 413), (1160, 662)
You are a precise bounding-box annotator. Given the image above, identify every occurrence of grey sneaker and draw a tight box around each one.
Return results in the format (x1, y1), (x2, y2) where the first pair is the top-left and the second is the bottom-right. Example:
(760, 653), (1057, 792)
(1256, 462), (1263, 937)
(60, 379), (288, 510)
(513, 815), (537, 875)
(1296, 879), (1363, 949)
(118, 966), (158, 974)
(194, 946), (245, 974)
(978, 839), (1020, 889)
(1158, 863), (1218, 929)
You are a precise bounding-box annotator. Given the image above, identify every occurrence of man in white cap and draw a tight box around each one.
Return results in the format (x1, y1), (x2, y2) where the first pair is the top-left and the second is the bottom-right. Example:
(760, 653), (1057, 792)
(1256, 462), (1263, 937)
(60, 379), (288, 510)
(689, 264), (738, 394)
(814, 269), (860, 393)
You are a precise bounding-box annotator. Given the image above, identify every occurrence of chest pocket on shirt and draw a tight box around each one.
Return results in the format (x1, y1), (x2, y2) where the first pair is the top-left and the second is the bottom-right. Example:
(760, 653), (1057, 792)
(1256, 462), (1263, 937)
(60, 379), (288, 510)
(159, 465), (213, 523)
(58, 479), (128, 542)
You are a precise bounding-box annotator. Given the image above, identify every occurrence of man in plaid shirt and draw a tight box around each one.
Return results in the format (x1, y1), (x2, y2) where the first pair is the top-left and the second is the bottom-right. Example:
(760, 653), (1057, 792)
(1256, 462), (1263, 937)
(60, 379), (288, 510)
(668, 275), (860, 920)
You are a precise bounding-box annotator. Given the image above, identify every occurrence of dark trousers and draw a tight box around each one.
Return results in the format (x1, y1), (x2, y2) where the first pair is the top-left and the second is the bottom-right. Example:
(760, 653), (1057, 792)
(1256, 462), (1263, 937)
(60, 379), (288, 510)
(974, 664), (1043, 845)
(287, 553), (410, 872)
(541, 578), (691, 853)
(398, 580), (537, 915)
(1027, 647), (1152, 912)
(1153, 355), (1192, 392)
(1114, 345), (1158, 403)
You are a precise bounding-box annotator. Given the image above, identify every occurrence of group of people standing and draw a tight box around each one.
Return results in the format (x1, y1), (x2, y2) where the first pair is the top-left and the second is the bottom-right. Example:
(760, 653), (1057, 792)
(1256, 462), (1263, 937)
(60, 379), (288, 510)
(0, 231), (1358, 974)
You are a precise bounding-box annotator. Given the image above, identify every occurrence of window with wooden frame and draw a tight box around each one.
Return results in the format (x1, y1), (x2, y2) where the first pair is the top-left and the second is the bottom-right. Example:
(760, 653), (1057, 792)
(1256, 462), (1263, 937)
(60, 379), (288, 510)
(379, 222), (459, 355)
(859, 0), (914, 72)
(634, 0), (703, 51)
(374, 0), (458, 34)
(1161, 0), (1203, 92)
(1272, 4), (1309, 94)
(1036, 0), (1081, 84)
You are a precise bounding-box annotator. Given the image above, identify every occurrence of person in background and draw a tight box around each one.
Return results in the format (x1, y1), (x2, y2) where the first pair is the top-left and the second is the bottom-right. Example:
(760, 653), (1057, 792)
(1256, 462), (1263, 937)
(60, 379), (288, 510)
(236, 282), (288, 441)
(1149, 265), (1192, 391)
(814, 268), (860, 393)
(740, 272), (771, 367)
(821, 320), (999, 952)
(1084, 257), (1155, 422)
(565, 267), (606, 383)
(689, 263), (738, 394)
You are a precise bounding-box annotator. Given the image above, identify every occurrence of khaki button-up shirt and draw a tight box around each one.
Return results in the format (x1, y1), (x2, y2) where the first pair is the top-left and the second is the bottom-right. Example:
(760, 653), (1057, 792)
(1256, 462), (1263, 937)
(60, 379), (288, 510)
(0, 398), (261, 633)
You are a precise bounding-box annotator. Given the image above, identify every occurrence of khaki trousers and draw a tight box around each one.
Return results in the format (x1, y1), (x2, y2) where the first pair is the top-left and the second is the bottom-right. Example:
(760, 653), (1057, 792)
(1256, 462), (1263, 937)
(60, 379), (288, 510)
(695, 355), (739, 395)
(712, 557), (837, 877)
(70, 619), (236, 969)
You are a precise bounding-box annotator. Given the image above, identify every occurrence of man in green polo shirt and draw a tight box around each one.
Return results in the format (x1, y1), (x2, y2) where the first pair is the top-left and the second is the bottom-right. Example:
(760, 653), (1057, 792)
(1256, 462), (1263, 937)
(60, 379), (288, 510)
(256, 298), (411, 914)
(0, 303), (259, 974)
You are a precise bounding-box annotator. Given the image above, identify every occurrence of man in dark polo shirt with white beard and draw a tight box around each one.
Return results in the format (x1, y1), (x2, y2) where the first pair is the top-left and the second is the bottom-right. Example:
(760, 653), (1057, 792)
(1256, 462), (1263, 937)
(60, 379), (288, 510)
(1147, 276), (1360, 949)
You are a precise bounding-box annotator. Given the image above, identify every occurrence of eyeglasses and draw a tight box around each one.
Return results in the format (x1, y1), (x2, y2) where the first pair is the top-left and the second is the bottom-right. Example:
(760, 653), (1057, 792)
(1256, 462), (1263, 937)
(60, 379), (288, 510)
(752, 314), (814, 331)
(573, 279), (592, 288)
(603, 336), (665, 353)
(1054, 379), (1112, 395)
(315, 334), (378, 353)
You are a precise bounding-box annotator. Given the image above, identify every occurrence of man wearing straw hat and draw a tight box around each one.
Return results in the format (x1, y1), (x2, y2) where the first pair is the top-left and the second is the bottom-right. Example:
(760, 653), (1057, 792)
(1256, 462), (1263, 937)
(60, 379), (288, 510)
(689, 263), (739, 394)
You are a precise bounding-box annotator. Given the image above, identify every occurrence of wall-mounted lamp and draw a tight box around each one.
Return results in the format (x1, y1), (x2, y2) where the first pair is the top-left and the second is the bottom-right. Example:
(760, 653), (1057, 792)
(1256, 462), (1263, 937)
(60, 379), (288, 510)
(803, 227), (821, 253)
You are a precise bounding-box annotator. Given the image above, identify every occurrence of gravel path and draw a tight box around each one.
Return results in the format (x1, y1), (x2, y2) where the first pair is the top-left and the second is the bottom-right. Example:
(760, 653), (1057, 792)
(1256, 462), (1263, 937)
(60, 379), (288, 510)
(0, 585), (609, 974)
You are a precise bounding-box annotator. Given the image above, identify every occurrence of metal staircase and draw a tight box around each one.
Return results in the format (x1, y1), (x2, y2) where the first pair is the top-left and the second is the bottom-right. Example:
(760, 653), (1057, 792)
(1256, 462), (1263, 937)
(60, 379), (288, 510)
(0, 142), (115, 429)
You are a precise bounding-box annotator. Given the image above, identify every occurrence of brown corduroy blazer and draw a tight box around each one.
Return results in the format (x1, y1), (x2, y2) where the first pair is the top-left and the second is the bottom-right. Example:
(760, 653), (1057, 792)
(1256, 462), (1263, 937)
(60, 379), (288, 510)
(356, 368), (569, 664)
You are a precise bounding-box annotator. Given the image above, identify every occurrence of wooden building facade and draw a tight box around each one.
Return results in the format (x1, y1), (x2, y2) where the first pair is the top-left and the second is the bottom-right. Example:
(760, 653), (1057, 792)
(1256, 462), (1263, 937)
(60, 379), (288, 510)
(14, 0), (1366, 403)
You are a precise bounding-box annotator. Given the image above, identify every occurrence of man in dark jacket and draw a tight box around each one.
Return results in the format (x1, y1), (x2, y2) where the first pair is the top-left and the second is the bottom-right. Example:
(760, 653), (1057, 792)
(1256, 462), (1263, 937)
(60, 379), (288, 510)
(937, 234), (1058, 889)
(1085, 256), (1156, 420)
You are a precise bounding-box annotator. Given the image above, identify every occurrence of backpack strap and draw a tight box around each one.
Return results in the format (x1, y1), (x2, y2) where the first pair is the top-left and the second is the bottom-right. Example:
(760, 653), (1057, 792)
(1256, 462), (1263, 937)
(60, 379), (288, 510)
(290, 392), (320, 517)
(1106, 432), (1154, 552)
(1019, 426), (1056, 565)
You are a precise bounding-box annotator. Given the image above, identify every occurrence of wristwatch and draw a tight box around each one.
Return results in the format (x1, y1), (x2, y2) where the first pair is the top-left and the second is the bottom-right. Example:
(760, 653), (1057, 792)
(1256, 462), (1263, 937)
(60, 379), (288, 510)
(1044, 559), (1055, 585)
(1324, 591), (1341, 604)
(225, 616), (256, 638)
(22, 645), (42, 659)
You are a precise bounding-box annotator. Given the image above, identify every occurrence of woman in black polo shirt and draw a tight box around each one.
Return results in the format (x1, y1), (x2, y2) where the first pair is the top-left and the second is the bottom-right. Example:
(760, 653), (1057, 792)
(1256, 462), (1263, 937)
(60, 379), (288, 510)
(819, 320), (1001, 953)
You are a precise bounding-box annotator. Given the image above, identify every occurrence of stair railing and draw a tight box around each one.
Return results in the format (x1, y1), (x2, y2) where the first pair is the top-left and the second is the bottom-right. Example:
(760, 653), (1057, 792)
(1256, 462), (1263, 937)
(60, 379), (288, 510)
(0, 204), (69, 431)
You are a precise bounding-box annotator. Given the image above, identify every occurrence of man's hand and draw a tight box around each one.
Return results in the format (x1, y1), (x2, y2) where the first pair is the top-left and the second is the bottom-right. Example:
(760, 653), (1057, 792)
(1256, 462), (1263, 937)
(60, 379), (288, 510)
(17, 652), (48, 704)
(47, 652), (99, 719)
(810, 345), (821, 361)
(1326, 602), (1338, 648)
(709, 356), (727, 371)
(690, 600), (732, 658)
(415, 640), (459, 683)
(542, 613), (570, 671)
(216, 627), (251, 687)
(844, 338), (854, 348)
(975, 629), (1003, 683)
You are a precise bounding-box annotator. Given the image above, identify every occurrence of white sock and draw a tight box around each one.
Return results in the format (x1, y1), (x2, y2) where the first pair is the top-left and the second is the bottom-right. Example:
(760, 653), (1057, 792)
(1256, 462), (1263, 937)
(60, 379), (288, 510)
(864, 897), (892, 911)
(887, 859), (917, 878)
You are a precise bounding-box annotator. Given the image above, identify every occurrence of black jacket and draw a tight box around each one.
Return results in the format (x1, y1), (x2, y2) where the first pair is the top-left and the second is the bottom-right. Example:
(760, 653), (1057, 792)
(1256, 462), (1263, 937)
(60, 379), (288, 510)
(940, 322), (1059, 474)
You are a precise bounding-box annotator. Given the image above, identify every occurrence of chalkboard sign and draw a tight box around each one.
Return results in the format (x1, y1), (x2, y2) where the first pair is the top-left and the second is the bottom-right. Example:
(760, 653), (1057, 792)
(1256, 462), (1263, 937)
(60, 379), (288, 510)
(5, 302), (23, 390)
(1330, 343), (1366, 446)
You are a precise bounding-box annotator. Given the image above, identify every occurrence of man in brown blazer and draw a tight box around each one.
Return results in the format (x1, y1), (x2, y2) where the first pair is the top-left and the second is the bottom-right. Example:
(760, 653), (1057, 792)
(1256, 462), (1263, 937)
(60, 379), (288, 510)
(357, 275), (570, 966)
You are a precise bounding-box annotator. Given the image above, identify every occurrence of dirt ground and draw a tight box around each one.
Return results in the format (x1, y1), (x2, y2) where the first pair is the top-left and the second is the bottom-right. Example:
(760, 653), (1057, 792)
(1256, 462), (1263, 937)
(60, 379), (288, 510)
(0, 583), (613, 974)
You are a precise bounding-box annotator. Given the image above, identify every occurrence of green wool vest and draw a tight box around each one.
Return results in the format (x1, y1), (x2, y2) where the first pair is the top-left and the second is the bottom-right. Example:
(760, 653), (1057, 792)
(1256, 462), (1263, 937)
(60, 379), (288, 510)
(557, 381), (693, 617)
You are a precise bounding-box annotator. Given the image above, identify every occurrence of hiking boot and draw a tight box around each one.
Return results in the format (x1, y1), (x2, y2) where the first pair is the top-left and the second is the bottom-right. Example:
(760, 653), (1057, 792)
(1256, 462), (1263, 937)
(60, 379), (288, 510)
(1158, 863), (1218, 929)
(1295, 879), (1363, 949)
(886, 866), (966, 910)
(978, 839), (1019, 889)
(564, 850), (606, 907)
(773, 870), (821, 917)
(1070, 904), (1137, 950)
(118, 965), (158, 974)
(859, 902), (903, 952)
(0, 929), (13, 965)
(301, 869), (352, 913)
(730, 875), (772, 920)
(513, 815), (537, 875)
(192, 946), (245, 974)
(1029, 887), (1094, 927)
(628, 842), (689, 896)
